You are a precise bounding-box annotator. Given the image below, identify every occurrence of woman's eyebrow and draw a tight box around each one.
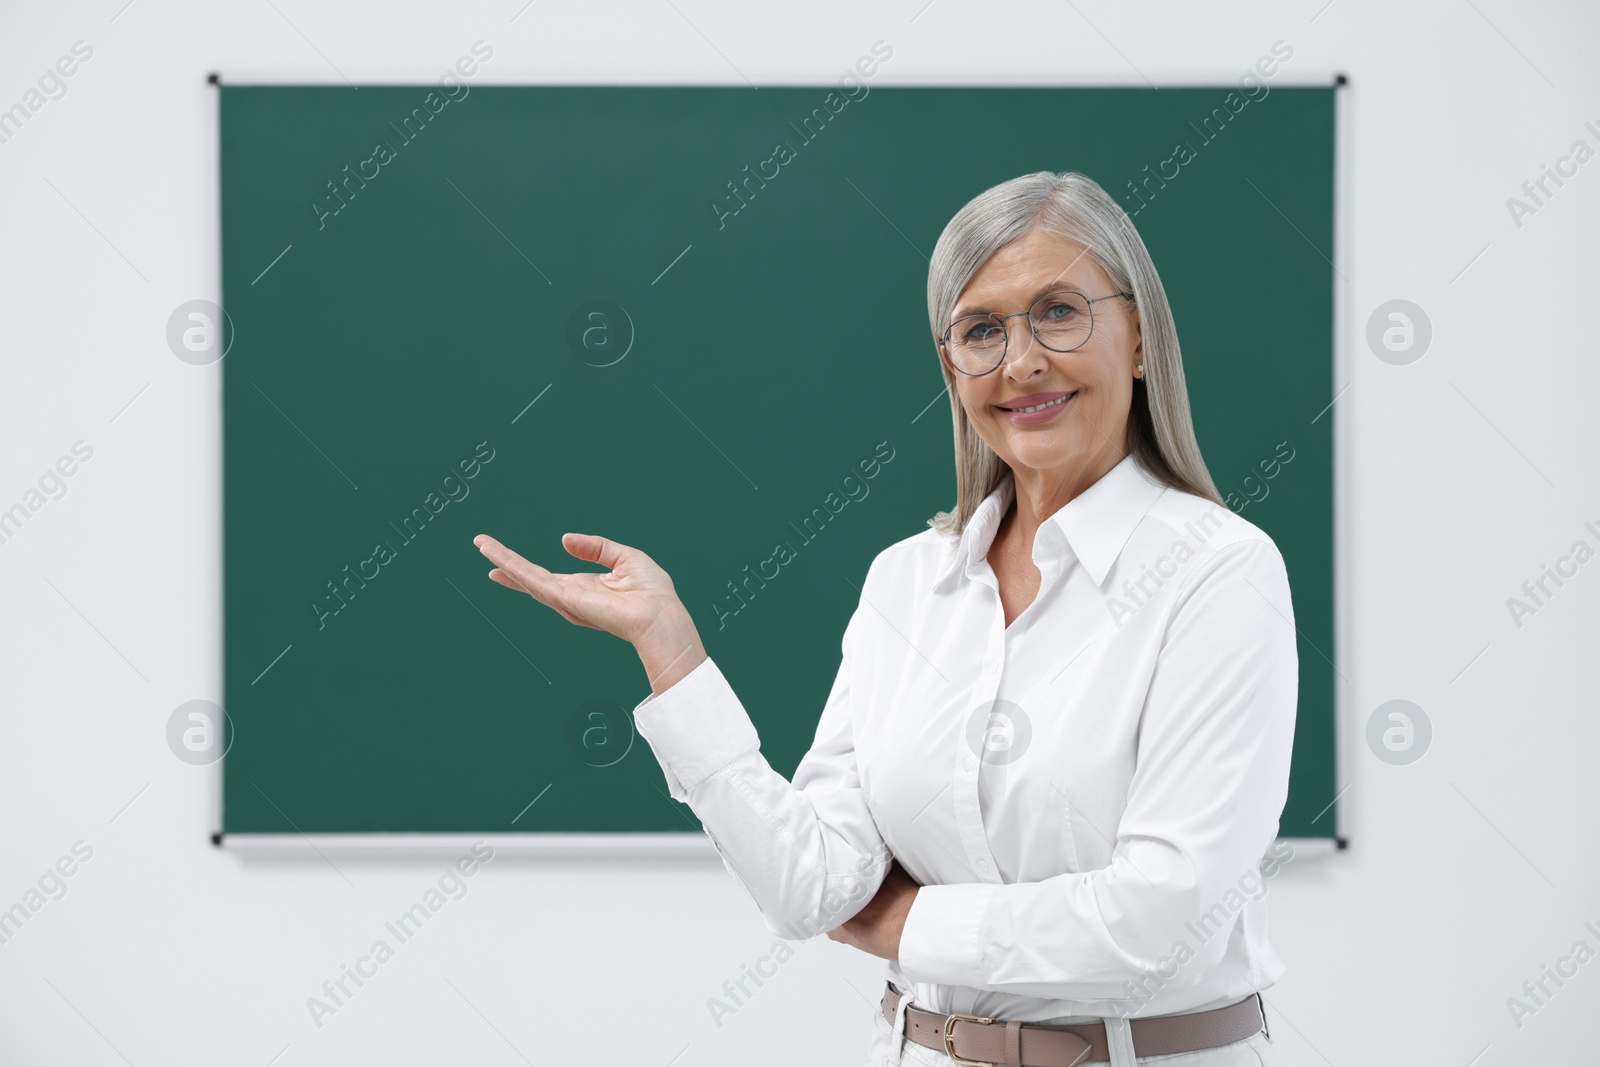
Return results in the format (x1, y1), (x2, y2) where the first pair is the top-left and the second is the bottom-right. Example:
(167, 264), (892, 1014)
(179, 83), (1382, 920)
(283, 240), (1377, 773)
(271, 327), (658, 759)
(953, 281), (1084, 319)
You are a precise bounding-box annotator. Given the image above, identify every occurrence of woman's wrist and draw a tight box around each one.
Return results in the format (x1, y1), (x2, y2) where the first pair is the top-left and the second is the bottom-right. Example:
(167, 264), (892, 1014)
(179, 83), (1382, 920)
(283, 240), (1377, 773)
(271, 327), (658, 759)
(636, 610), (707, 696)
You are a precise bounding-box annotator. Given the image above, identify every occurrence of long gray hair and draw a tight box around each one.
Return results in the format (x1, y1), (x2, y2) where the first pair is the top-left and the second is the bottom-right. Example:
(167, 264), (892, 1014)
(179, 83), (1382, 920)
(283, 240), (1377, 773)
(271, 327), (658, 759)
(925, 171), (1223, 538)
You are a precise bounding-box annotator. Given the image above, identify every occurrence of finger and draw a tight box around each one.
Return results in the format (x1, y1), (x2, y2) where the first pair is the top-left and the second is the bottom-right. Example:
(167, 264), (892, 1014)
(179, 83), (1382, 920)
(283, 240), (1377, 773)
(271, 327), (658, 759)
(487, 568), (540, 597)
(561, 532), (636, 572)
(474, 535), (562, 603)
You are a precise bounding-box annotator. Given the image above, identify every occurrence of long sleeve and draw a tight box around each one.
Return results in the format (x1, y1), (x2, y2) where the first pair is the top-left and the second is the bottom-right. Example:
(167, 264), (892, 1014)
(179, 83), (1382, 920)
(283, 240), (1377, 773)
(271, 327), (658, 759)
(896, 538), (1299, 1001)
(631, 581), (892, 942)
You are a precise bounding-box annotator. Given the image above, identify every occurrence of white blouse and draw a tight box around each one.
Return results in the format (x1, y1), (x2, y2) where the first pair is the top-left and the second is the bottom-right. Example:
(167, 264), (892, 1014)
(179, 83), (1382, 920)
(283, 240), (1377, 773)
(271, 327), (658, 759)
(632, 453), (1298, 1022)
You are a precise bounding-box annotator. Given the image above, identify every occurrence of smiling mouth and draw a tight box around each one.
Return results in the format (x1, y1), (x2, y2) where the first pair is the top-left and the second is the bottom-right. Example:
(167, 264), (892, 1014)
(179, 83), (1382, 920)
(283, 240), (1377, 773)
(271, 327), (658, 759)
(999, 392), (1075, 414)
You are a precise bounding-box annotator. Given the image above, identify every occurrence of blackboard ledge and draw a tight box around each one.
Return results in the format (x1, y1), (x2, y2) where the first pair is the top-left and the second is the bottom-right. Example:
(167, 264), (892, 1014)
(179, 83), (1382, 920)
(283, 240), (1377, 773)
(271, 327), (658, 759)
(214, 833), (1343, 857)
(1275, 836), (1347, 856)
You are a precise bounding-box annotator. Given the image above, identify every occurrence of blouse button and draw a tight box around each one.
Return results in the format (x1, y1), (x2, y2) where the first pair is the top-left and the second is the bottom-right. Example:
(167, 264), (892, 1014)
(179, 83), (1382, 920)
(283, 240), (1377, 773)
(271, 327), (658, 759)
(978, 858), (990, 872)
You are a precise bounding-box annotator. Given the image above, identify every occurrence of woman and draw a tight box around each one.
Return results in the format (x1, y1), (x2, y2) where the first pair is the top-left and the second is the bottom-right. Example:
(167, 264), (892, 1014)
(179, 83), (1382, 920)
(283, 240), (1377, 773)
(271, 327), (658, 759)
(474, 171), (1297, 1067)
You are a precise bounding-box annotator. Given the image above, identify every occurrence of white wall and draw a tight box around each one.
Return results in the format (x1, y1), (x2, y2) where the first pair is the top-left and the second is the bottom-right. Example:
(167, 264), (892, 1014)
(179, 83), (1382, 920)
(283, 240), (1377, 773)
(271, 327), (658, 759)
(3, 1), (1598, 1063)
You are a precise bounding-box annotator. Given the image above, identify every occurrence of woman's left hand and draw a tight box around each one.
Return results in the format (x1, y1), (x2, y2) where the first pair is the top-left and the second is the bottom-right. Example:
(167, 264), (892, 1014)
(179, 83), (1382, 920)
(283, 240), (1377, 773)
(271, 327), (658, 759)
(826, 859), (921, 961)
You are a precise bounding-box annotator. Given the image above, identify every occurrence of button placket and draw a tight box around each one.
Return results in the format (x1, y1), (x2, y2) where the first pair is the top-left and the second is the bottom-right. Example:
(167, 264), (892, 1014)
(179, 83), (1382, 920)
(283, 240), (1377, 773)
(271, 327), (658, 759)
(954, 597), (1006, 884)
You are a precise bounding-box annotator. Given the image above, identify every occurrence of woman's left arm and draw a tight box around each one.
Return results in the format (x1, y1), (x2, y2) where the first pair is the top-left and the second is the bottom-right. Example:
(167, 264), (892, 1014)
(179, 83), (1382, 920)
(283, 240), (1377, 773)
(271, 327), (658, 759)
(894, 537), (1299, 1002)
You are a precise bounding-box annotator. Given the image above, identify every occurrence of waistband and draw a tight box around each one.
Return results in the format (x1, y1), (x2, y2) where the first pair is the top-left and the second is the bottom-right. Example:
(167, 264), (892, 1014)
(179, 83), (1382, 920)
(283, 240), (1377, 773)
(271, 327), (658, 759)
(880, 983), (1267, 1067)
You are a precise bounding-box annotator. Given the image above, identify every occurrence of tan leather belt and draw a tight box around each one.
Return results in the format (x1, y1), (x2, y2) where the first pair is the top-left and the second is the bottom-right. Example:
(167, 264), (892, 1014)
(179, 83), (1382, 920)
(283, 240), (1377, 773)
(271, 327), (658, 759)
(880, 983), (1267, 1067)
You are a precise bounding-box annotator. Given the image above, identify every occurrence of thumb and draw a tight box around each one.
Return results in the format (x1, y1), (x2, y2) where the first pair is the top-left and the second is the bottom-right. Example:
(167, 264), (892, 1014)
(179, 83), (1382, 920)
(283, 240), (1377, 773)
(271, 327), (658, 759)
(562, 532), (629, 570)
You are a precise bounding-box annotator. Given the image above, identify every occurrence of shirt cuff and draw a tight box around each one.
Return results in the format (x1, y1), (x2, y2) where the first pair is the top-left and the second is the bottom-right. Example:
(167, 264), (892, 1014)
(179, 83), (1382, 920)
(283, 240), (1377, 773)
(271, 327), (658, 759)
(896, 881), (996, 987)
(632, 656), (761, 802)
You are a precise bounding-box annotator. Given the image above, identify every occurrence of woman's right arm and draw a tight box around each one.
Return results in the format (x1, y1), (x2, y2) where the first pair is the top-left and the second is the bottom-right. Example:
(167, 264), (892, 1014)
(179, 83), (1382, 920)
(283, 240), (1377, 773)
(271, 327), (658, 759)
(473, 531), (894, 942)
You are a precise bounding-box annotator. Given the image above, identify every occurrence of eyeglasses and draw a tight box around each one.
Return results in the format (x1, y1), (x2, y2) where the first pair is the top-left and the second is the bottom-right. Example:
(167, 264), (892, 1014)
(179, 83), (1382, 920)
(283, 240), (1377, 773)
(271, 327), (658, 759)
(938, 289), (1132, 376)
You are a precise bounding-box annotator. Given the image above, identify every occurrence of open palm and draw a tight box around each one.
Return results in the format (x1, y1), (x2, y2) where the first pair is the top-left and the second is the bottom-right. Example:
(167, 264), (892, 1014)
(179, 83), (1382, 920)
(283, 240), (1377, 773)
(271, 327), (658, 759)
(472, 531), (684, 645)
(475, 531), (707, 694)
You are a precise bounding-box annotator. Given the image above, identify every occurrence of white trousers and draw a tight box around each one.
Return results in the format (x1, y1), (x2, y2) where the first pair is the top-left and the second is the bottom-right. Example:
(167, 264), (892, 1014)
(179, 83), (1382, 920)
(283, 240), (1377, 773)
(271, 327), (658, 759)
(863, 992), (1282, 1067)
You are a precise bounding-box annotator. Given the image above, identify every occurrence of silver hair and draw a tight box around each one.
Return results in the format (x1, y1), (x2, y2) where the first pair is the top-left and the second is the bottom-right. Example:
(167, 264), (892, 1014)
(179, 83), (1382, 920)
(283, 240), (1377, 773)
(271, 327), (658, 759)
(925, 170), (1223, 538)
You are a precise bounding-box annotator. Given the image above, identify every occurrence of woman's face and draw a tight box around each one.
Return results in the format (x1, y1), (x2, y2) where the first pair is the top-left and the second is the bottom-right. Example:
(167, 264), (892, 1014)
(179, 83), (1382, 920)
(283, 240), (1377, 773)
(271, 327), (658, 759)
(943, 228), (1141, 480)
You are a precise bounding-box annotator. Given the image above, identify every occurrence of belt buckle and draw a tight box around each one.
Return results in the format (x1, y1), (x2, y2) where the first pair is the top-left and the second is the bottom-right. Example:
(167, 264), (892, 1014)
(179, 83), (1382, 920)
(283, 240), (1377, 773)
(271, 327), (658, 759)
(942, 1011), (997, 1067)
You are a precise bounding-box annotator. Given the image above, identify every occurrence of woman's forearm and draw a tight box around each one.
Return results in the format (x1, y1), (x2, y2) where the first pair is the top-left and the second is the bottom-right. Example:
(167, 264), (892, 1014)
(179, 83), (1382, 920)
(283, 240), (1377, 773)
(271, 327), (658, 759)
(630, 598), (892, 942)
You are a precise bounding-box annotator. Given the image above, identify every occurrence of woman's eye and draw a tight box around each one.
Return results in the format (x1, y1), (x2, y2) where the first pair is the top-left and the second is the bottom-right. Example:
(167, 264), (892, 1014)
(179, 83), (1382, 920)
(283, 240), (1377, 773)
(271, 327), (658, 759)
(1039, 301), (1077, 321)
(964, 322), (999, 342)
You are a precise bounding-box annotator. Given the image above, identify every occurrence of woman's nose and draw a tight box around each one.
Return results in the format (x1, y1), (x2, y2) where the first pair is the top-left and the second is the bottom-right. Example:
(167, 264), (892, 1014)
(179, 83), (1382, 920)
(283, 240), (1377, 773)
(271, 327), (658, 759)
(1001, 317), (1047, 374)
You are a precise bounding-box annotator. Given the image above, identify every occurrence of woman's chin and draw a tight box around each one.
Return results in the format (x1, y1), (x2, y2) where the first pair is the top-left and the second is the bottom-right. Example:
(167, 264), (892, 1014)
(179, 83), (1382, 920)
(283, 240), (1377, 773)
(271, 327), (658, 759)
(1003, 430), (1081, 469)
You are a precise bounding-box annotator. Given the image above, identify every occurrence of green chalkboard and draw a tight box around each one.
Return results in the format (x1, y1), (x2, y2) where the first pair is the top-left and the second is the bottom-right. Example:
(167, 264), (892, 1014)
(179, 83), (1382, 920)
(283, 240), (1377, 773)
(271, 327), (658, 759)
(219, 84), (1337, 839)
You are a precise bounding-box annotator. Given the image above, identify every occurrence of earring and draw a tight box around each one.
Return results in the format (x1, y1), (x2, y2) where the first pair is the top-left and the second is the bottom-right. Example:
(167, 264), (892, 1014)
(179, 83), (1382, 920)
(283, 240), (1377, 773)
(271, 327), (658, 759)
(1135, 363), (1144, 377)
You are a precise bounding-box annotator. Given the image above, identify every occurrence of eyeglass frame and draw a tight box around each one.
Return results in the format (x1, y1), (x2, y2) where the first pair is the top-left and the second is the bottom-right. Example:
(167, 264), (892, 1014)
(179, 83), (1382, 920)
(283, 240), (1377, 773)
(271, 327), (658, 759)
(936, 288), (1134, 376)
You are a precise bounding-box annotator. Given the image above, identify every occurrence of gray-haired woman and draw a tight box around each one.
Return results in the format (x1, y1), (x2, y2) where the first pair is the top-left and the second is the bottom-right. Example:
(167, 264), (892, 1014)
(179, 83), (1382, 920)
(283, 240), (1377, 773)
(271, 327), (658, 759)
(475, 171), (1296, 1067)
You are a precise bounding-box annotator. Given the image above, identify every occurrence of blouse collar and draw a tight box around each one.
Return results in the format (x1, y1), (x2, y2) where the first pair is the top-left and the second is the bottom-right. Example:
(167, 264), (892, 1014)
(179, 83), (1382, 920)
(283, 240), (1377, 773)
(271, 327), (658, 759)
(930, 453), (1168, 592)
